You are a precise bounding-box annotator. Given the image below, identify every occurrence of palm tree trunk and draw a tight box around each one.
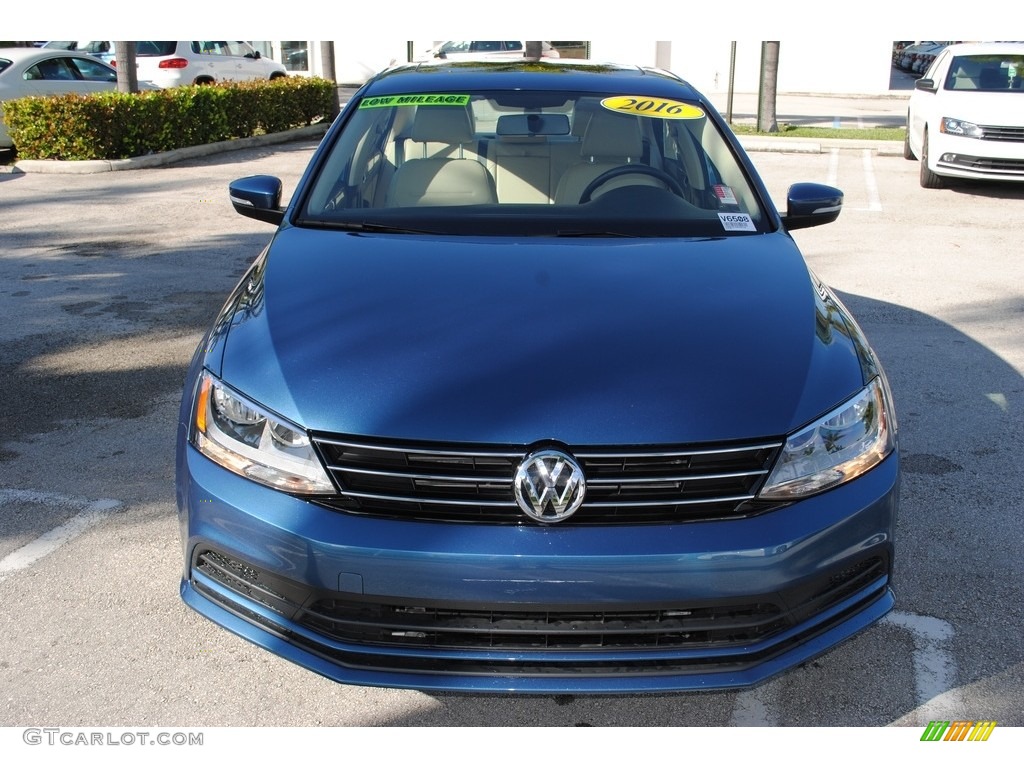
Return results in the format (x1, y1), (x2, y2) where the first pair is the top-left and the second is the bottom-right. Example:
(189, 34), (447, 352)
(757, 41), (780, 133)
(114, 41), (138, 93)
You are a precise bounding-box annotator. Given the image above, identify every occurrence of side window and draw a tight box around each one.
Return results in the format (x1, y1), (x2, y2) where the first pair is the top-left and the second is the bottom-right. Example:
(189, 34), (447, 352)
(26, 58), (77, 80)
(71, 57), (116, 82)
(503, 42), (523, 52)
(472, 42), (502, 53)
(195, 41), (229, 56)
(229, 41), (256, 58)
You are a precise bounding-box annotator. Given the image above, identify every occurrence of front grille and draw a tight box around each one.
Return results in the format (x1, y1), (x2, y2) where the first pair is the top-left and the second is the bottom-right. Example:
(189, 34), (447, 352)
(311, 435), (783, 524)
(302, 600), (789, 650)
(192, 547), (889, 673)
(980, 124), (1024, 142)
(297, 556), (884, 652)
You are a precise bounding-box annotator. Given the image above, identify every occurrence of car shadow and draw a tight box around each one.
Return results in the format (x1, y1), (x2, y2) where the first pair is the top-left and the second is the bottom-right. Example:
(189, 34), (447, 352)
(936, 178), (1024, 199)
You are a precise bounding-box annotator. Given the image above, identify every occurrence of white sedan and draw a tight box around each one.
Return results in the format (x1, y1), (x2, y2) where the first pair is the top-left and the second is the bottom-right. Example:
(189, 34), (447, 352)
(0, 46), (121, 149)
(906, 41), (1024, 188)
(417, 41), (560, 62)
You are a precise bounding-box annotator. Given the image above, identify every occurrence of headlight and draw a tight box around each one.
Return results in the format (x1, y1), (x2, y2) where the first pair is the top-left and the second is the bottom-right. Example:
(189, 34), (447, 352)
(940, 117), (984, 139)
(190, 371), (334, 494)
(759, 377), (895, 500)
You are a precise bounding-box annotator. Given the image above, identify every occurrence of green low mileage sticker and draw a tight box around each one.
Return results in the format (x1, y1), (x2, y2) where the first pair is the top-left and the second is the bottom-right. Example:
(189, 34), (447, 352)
(359, 94), (471, 108)
(601, 96), (705, 119)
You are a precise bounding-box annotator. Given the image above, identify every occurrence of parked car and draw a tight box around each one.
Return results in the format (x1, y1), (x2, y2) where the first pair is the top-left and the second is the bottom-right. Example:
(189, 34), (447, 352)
(418, 40), (560, 62)
(898, 41), (943, 72)
(891, 41), (913, 65)
(0, 47), (121, 149)
(906, 41), (1024, 188)
(912, 42), (948, 74)
(177, 59), (899, 693)
(115, 41), (287, 88)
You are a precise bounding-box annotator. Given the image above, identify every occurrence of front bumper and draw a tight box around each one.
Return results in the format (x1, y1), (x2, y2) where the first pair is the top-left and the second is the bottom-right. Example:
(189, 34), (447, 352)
(930, 133), (1024, 182)
(177, 444), (898, 694)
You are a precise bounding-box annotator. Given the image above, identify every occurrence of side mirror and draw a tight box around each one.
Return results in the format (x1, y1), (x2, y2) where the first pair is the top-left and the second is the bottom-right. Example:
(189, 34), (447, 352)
(229, 175), (284, 225)
(915, 78), (937, 92)
(781, 183), (843, 231)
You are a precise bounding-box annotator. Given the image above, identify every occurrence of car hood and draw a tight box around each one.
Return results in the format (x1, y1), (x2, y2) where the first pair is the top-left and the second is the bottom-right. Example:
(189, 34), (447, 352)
(212, 229), (869, 445)
(926, 90), (1024, 126)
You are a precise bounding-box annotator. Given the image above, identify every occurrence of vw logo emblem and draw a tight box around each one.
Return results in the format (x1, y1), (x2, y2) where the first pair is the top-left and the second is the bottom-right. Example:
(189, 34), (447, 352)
(513, 449), (586, 523)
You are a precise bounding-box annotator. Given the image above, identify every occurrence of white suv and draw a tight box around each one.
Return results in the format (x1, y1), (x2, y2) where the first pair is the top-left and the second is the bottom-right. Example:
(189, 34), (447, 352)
(117, 41), (287, 88)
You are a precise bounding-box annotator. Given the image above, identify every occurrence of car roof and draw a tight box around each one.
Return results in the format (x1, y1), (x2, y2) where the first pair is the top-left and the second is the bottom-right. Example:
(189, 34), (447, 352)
(361, 60), (704, 101)
(0, 46), (93, 65)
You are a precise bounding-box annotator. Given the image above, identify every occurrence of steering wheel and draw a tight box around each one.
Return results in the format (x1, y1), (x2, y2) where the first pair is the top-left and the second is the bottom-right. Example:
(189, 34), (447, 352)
(579, 165), (686, 203)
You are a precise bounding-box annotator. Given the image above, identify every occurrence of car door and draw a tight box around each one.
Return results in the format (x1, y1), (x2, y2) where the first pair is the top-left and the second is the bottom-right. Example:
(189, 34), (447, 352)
(191, 41), (229, 81)
(227, 41), (267, 81)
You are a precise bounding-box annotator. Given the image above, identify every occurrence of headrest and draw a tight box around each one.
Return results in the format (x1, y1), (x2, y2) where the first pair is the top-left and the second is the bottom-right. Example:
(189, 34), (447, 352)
(409, 106), (475, 144)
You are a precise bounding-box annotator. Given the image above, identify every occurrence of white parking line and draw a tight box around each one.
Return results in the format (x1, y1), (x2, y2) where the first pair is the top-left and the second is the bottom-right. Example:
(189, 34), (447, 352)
(826, 148), (882, 213)
(728, 610), (958, 725)
(827, 148), (840, 187)
(731, 679), (778, 725)
(883, 610), (964, 721)
(860, 149), (883, 212)
(0, 489), (122, 583)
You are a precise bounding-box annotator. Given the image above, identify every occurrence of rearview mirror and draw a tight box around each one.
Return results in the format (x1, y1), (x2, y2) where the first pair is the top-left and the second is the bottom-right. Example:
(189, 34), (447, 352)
(496, 113), (571, 136)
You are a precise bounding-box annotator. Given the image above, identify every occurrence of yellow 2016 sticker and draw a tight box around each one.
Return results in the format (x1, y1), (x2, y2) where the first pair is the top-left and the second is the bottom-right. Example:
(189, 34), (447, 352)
(359, 94), (471, 109)
(601, 96), (705, 119)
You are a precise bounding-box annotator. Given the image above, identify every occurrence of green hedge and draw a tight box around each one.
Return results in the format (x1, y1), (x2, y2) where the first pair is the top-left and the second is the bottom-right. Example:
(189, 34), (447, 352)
(4, 77), (335, 161)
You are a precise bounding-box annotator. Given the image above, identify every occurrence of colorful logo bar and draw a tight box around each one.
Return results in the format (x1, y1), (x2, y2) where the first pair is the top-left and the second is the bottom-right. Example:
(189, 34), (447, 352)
(921, 721), (997, 742)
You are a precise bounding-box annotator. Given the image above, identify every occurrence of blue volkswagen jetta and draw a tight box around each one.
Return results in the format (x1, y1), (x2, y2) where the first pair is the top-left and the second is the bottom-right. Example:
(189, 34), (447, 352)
(176, 60), (899, 693)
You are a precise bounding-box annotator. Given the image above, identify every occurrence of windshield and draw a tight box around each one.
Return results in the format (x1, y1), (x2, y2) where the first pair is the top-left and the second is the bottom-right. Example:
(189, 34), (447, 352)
(299, 89), (767, 237)
(944, 54), (1024, 91)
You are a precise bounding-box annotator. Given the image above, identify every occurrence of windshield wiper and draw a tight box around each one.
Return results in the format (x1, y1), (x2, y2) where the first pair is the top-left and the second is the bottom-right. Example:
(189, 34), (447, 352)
(310, 220), (442, 235)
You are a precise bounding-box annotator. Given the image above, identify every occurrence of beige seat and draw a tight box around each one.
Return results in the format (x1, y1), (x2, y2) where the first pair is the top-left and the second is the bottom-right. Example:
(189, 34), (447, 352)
(553, 110), (662, 204)
(950, 60), (983, 90)
(491, 136), (553, 203)
(387, 106), (497, 206)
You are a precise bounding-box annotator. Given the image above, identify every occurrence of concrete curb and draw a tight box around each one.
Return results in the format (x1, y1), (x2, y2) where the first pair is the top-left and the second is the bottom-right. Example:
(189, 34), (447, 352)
(738, 137), (905, 157)
(3, 123), (330, 175)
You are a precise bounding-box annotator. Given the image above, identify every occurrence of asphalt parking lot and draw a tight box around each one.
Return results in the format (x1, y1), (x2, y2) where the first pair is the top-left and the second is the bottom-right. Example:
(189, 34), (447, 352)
(1, 120), (1022, 731)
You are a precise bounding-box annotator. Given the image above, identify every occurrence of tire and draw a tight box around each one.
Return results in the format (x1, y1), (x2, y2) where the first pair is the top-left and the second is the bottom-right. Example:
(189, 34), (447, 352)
(919, 128), (945, 189)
